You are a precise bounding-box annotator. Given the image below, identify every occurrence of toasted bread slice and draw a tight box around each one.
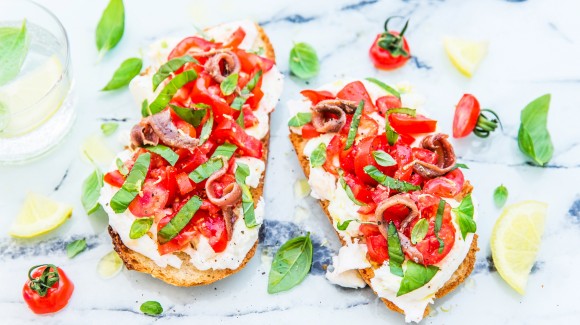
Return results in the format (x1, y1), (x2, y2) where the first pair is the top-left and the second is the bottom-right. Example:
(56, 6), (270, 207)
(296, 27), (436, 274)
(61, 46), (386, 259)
(108, 23), (276, 287)
(289, 132), (478, 317)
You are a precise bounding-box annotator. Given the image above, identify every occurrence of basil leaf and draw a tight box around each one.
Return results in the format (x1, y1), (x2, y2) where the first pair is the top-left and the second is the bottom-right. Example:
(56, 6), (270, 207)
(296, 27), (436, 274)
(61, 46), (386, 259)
(336, 219), (354, 231)
(146, 145), (178, 166)
(268, 233), (313, 293)
(434, 199), (445, 253)
(345, 100), (364, 150)
(149, 70), (198, 115)
(363, 165), (420, 192)
(365, 77), (401, 99)
(453, 194), (477, 239)
(189, 158), (223, 183)
(289, 42), (320, 80)
(0, 20), (29, 86)
(235, 107), (245, 128)
(220, 72), (238, 96)
(451, 163), (469, 171)
(288, 112), (312, 127)
(212, 143), (238, 159)
(372, 150), (396, 167)
(116, 157), (128, 175)
(230, 70), (261, 110)
(66, 239), (87, 259)
(246, 70), (263, 91)
(385, 118), (399, 146)
(397, 261), (439, 296)
(110, 153), (150, 213)
(494, 184), (508, 208)
(141, 99), (151, 117)
(309, 143), (327, 168)
(234, 163), (251, 184)
(152, 55), (197, 91)
(338, 171), (366, 206)
(199, 109), (213, 145)
(386, 222), (404, 277)
(95, 0), (125, 58)
(386, 107), (416, 117)
(129, 218), (153, 239)
(411, 218), (429, 245)
(517, 94), (553, 166)
(169, 104), (206, 127)
(140, 301), (163, 316)
(236, 163), (258, 228)
(81, 168), (103, 215)
(101, 122), (119, 136)
(102, 57), (142, 91)
(157, 196), (203, 244)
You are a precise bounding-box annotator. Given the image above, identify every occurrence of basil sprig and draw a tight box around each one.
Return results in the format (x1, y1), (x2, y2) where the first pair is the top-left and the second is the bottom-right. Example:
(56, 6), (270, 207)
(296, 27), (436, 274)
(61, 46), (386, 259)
(101, 122), (119, 136)
(365, 77), (401, 99)
(289, 42), (320, 80)
(494, 184), (508, 208)
(157, 196), (203, 244)
(372, 150), (396, 167)
(0, 20), (29, 86)
(146, 145), (179, 166)
(102, 57), (142, 91)
(199, 109), (213, 145)
(396, 261), (439, 296)
(517, 94), (553, 166)
(140, 301), (163, 316)
(81, 167), (103, 215)
(170, 104), (208, 127)
(288, 112), (312, 127)
(364, 165), (420, 192)
(220, 72), (239, 96)
(336, 219), (354, 231)
(116, 157), (128, 175)
(385, 118), (399, 146)
(338, 170), (366, 206)
(387, 222), (404, 277)
(66, 239), (87, 259)
(129, 218), (153, 239)
(268, 233), (313, 294)
(189, 158), (223, 183)
(309, 143), (327, 168)
(434, 199), (445, 253)
(110, 153), (151, 213)
(231, 70), (262, 110)
(453, 194), (476, 240)
(149, 70), (198, 115)
(212, 143), (238, 159)
(410, 218), (428, 244)
(235, 163), (258, 228)
(95, 0), (125, 59)
(345, 100), (364, 150)
(152, 55), (197, 91)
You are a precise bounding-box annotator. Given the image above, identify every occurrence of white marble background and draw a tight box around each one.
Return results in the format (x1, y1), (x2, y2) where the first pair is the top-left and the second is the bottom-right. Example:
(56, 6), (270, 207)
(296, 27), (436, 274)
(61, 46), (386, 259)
(1, 0), (580, 324)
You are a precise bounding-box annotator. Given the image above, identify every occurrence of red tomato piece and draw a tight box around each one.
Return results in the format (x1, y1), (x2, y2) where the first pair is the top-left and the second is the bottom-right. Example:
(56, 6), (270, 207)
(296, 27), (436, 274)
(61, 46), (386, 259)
(235, 49), (274, 73)
(300, 123), (321, 139)
(376, 95), (402, 116)
(168, 36), (221, 60)
(336, 81), (377, 114)
(423, 169), (465, 198)
(242, 106), (259, 128)
(222, 27), (246, 49)
(407, 203), (456, 265)
(175, 172), (194, 195)
(104, 170), (125, 188)
(212, 119), (263, 158)
(324, 134), (346, 175)
(128, 176), (170, 217)
(23, 265), (74, 314)
(412, 147), (438, 165)
(360, 224), (389, 264)
(343, 172), (374, 204)
(369, 33), (411, 70)
(389, 114), (437, 134)
(195, 211), (228, 253)
(453, 94), (481, 138)
(300, 89), (335, 105)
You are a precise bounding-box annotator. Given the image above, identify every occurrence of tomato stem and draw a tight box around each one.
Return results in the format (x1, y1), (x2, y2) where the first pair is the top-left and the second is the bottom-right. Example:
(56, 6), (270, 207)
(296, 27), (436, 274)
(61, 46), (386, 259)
(473, 108), (502, 138)
(378, 16), (410, 58)
(28, 264), (60, 297)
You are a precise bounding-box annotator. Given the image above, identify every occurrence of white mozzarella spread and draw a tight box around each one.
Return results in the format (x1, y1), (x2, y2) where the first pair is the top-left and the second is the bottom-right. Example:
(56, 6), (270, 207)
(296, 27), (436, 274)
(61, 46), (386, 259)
(234, 157), (265, 188)
(307, 167), (336, 201)
(325, 241), (370, 288)
(327, 185), (362, 240)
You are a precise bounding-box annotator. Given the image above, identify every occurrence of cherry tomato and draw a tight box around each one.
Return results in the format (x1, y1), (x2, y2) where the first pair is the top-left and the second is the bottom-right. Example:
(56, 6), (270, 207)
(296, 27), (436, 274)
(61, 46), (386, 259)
(212, 119), (263, 158)
(23, 265), (74, 314)
(357, 114), (379, 139)
(369, 17), (411, 70)
(300, 89), (335, 105)
(452, 94), (481, 138)
(104, 170), (125, 188)
(222, 27), (246, 49)
(423, 169), (465, 198)
(389, 114), (437, 134)
(376, 95), (402, 116)
(336, 81), (377, 114)
(360, 224), (389, 264)
(300, 123), (321, 139)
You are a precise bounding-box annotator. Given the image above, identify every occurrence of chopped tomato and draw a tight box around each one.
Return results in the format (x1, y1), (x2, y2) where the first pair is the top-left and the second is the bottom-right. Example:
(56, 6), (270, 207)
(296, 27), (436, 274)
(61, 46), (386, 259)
(242, 106), (259, 128)
(406, 202), (455, 265)
(360, 224), (389, 264)
(301, 123), (321, 139)
(300, 89), (335, 105)
(170, 109), (197, 138)
(412, 147), (438, 165)
(104, 170), (125, 188)
(343, 173), (374, 204)
(376, 95), (402, 115)
(235, 49), (274, 73)
(353, 136), (396, 184)
(357, 114), (379, 139)
(128, 176), (170, 217)
(324, 134), (348, 175)
(176, 147), (209, 174)
(168, 36), (221, 60)
(176, 172), (194, 195)
(212, 119), (263, 158)
(195, 211), (228, 253)
(389, 114), (437, 134)
(222, 27), (246, 49)
(423, 169), (465, 198)
(157, 202), (198, 255)
(23, 265), (74, 314)
(191, 74), (236, 119)
(453, 94), (481, 138)
(336, 81), (376, 114)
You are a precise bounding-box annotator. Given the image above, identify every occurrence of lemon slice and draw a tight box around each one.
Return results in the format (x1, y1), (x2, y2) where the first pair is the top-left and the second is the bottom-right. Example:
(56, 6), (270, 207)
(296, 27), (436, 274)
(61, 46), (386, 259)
(444, 37), (488, 77)
(9, 192), (72, 238)
(81, 133), (116, 165)
(491, 201), (547, 294)
(97, 250), (123, 279)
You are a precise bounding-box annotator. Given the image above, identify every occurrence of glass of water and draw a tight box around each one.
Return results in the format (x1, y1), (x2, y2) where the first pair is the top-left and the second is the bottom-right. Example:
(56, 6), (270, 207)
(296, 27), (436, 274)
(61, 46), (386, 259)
(0, 0), (75, 164)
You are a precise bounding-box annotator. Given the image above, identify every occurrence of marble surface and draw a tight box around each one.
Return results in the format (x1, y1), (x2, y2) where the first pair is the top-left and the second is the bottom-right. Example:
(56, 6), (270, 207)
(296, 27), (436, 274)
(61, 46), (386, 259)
(1, 0), (580, 324)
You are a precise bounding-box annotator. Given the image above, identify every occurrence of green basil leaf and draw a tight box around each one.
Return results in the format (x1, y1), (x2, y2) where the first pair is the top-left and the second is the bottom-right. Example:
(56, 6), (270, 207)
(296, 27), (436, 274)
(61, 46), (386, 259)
(234, 163), (257, 228)
(116, 157), (128, 175)
(220, 72), (239, 96)
(310, 143), (327, 168)
(140, 301), (163, 316)
(152, 55), (197, 91)
(141, 99), (151, 117)
(372, 150), (396, 167)
(234, 162), (251, 184)
(169, 104), (206, 127)
(386, 107), (416, 117)
(189, 157), (223, 183)
(434, 199), (445, 253)
(411, 218), (429, 245)
(246, 70), (263, 91)
(129, 218), (153, 239)
(101, 122), (119, 136)
(231, 90), (248, 111)
(229, 70), (260, 110)
(199, 109), (213, 145)
(450, 163), (470, 171)
(365, 77), (401, 99)
(110, 153), (150, 213)
(345, 100), (364, 150)
(288, 112), (312, 127)
(338, 171), (366, 206)
(336, 219), (354, 231)
(517, 94), (553, 166)
(385, 118), (399, 146)
(453, 194), (476, 239)
(145, 145), (178, 166)
(212, 143), (238, 159)
(102, 57), (142, 91)
(494, 184), (508, 208)
(268, 233), (313, 293)
(289, 42), (320, 80)
(396, 261), (439, 296)
(157, 196), (203, 244)
(0, 20), (29, 86)
(81, 168), (103, 215)
(386, 222), (405, 277)
(95, 0), (125, 58)
(66, 239), (87, 259)
(149, 70), (198, 115)
(363, 165), (420, 192)
(236, 107), (245, 128)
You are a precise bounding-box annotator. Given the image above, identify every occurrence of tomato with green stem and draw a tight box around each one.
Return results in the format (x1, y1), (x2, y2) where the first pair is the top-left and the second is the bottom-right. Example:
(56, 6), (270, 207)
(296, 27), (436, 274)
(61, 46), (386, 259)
(23, 264), (74, 314)
(369, 16), (411, 70)
(452, 94), (501, 138)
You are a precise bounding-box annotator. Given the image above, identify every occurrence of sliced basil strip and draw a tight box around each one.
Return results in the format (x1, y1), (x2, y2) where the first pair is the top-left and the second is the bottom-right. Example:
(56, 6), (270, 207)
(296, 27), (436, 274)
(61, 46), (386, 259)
(336, 219), (354, 231)
(230, 70), (262, 110)
(385, 118), (399, 146)
(345, 100), (364, 150)
(110, 153), (151, 213)
(363, 165), (420, 192)
(288, 112), (312, 127)
(235, 163), (258, 228)
(157, 196), (203, 244)
(146, 144), (178, 166)
(149, 70), (198, 115)
(387, 222), (404, 277)
(386, 107), (416, 116)
(188, 157), (223, 183)
(434, 199), (445, 253)
(212, 143), (238, 160)
(152, 55), (197, 91)
(397, 261), (439, 296)
(365, 77), (401, 99)
(170, 104), (207, 127)
(199, 109), (213, 145)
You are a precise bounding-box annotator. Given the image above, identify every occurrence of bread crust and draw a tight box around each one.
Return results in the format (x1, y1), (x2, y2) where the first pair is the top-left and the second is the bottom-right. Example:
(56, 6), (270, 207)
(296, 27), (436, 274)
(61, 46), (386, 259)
(108, 22), (276, 287)
(289, 132), (479, 317)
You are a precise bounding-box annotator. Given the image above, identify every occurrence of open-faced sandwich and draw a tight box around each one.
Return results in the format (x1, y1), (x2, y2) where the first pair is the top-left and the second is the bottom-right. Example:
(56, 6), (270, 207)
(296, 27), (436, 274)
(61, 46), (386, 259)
(99, 21), (283, 286)
(288, 79), (477, 322)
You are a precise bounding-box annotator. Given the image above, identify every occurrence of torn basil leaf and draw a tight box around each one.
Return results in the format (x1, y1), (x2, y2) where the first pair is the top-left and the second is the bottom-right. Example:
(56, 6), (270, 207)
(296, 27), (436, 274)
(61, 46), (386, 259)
(453, 194), (476, 239)
(288, 112), (312, 127)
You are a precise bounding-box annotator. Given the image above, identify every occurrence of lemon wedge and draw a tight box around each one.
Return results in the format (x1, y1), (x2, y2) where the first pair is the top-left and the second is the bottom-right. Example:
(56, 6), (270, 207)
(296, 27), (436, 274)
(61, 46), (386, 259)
(97, 250), (123, 279)
(9, 192), (72, 238)
(444, 37), (488, 77)
(491, 201), (547, 294)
